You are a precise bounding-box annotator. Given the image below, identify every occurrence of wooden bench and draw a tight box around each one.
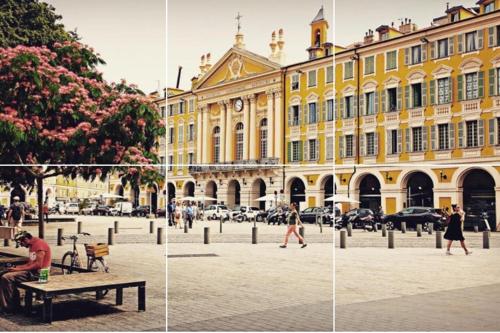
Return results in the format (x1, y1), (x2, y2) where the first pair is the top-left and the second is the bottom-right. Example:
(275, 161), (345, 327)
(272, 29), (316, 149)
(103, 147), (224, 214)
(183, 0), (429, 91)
(17, 272), (146, 323)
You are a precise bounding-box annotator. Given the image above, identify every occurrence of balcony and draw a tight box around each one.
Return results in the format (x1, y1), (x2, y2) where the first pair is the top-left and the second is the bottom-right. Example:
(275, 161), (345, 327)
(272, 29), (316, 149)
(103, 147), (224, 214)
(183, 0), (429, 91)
(363, 115), (376, 126)
(462, 147), (481, 158)
(384, 112), (399, 123)
(188, 158), (281, 173)
(408, 108), (424, 120)
(434, 104), (451, 117)
(492, 96), (500, 109)
(408, 151), (425, 161)
(307, 122), (318, 133)
(461, 99), (481, 113)
(434, 150), (452, 160)
(343, 118), (355, 128)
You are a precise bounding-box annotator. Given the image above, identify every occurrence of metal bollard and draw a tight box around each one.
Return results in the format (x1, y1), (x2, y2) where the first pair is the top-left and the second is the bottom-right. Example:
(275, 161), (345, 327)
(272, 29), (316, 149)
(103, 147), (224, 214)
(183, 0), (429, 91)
(157, 227), (165, 245)
(436, 230), (442, 249)
(416, 224), (422, 237)
(428, 223), (433, 235)
(220, 217), (223, 233)
(388, 230), (395, 249)
(347, 223), (352, 237)
(340, 230), (347, 249)
(77, 221), (82, 234)
(299, 226), (305, 244)
(252, 227), (258, 244)
(483, 230), (490, 249)
(382, 224), (387, 237)
(319, 219), (323, 233)
(204, 227), (210, 244)
(184, 221), (188, 233)
(114, 221), (119, 234)
(401, 222), (406, 233)
(108, 228), (114, 245)
(3, 239), (9, 247)
(150, 221), (154, 234)
(57, 228), (64, 246)
(474, 225), (479, 233)
(373, 223), (378, 232)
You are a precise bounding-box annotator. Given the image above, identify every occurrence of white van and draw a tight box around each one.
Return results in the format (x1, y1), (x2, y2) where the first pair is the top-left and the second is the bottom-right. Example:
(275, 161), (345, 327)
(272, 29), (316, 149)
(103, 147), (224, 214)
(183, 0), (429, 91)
(110, 201), (133, 216)
(65, 203), (80, 215)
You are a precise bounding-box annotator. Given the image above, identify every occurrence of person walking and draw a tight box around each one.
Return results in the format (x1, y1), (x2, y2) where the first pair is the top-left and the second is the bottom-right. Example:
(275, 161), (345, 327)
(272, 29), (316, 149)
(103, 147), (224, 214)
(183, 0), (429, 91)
(42, 202), (49, 223)
(167, 199), (175, 227)
(444, 204), (471, 255)
(186, 202), (194, 229)
(192, 202), (198, 223)
(7, 197), (24, 231)
(174, 201), (182, 229)
(280, 202), (307, 248)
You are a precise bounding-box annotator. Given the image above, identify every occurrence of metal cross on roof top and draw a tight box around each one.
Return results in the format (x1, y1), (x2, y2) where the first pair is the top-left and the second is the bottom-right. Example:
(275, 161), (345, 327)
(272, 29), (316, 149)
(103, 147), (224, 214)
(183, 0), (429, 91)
(235, 12), (242, 33)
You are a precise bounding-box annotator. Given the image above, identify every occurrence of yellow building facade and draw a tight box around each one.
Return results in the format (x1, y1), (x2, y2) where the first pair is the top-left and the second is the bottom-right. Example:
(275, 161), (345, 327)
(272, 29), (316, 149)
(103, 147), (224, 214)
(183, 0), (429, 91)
(335, 1), (500, 229)
(167, 7), (334, 210)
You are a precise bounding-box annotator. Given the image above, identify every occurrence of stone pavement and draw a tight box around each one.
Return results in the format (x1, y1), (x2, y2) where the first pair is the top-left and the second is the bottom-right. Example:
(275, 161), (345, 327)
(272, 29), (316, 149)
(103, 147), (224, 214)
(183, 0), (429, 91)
(168, 242), (333, 331)
(336, 247), (500, 331)
(0, 217), (166, 331)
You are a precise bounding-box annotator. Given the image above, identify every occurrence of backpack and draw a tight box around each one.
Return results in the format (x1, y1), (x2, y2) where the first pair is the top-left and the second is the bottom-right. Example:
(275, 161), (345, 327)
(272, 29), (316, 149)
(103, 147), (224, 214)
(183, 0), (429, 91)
(11, 204), (22, 220)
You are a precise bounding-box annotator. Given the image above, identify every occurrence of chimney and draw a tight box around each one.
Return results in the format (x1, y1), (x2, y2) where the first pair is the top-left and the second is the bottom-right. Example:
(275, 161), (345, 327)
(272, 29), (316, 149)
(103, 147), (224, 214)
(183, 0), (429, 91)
(205, 53), (212, 72)
(199, 55), (206, 75)
(364, 30), (374, 44)
(399, 17), (417, 34)
(269, 31), (277, 58)
(277, 28), (285, 64)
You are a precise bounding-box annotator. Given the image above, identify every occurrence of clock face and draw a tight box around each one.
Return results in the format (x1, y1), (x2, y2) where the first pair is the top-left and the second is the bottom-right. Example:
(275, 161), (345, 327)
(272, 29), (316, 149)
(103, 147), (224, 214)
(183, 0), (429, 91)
(234, 98), (243, 112)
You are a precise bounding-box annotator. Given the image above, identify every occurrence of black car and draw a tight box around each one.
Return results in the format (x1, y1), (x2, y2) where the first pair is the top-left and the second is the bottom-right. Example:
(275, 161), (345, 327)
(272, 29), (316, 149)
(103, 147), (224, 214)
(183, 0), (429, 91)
(299, 207), (332, 225)
(93, 205), (111, 216)
(156, 208), (166, 218)
(132, 205), (151, 217)
(383, 207), (445, 231)
(340, 208), (374, 229)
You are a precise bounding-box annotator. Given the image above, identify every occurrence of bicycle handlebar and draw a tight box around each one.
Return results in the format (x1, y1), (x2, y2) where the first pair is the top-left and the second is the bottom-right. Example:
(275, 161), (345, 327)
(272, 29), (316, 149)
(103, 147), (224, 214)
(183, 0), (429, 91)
(61, 233), (91, 241)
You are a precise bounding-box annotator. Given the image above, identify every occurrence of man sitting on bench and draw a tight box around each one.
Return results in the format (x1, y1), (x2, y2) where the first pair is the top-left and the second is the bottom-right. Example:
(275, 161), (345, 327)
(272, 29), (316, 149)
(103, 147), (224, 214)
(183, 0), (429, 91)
(0, 231), (51, 313)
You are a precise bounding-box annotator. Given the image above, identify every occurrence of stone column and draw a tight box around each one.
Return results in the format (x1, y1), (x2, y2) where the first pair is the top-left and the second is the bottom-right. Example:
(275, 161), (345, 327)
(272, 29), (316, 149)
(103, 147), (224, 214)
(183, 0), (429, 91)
(218, 101), (226, 163)
(196, 107), (203, 164)
(243, 97), (250, 160)
(225, 100), (233, 162)
(266, 91), (274, 158)
(201, 106), (210, 164)
(249, 94), (257, 161)
(274, 90), (283, 161)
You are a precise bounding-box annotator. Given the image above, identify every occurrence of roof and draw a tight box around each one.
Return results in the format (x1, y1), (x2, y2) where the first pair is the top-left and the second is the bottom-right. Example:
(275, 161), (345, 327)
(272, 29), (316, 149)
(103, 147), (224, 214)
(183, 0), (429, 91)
(311, 6), (324, 23)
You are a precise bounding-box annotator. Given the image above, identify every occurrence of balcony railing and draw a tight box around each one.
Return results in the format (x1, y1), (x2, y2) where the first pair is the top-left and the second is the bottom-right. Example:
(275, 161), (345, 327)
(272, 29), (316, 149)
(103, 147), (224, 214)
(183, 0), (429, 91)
(188, 158), (280, 173)
(461, 99), (481, 113)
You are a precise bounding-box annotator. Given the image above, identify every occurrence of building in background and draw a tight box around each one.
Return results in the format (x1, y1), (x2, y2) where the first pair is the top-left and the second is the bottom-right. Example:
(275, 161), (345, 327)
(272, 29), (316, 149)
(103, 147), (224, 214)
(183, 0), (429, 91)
(335, 1), (500, 229)
(167, 7), (334, 210)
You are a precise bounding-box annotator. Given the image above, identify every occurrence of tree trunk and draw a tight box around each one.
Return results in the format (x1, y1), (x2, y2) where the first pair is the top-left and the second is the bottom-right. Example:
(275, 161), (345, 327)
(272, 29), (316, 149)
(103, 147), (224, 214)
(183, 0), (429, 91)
(37, 177), (44, 239)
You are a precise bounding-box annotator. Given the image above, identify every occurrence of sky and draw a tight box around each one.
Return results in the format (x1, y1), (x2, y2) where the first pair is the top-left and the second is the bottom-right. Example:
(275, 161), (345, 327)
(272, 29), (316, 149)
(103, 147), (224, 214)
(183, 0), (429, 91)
(335, 0), (478, 47)
(167, 0), (333, 91)
(44, 0), (166, 94)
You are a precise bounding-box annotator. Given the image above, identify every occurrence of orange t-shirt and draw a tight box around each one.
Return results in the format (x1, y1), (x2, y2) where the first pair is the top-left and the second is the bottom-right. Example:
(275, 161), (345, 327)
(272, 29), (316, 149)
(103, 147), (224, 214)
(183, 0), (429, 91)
(28, 237), (52, 272)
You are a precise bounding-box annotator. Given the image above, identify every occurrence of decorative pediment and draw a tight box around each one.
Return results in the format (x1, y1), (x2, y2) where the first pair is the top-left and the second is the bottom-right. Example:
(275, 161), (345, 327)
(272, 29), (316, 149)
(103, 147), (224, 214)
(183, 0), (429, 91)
(383, 75), (401, 87)
(431, 64), (453, 78)
(362, 79), (378, 91)
(406, 69), (426, 82)
(195, 48), (280, 90)
(290, 96), (301, 105)
(342, 84), (356, 95)
(324, 89), (334, 98)
(491, 55), (500, 68)
(459, 57), (482, 73)
(307, 92), (319, 102)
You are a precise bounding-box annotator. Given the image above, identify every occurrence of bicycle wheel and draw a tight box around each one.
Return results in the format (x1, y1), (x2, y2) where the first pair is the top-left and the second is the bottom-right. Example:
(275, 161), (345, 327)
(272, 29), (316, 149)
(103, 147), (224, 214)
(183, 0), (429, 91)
(61, 252), (81, 274)
(88, 257), (110, 273)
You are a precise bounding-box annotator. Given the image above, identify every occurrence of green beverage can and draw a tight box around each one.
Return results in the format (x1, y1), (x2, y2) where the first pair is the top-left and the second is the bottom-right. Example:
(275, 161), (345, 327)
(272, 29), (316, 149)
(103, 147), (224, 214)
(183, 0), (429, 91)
(38, 268), (49, 283)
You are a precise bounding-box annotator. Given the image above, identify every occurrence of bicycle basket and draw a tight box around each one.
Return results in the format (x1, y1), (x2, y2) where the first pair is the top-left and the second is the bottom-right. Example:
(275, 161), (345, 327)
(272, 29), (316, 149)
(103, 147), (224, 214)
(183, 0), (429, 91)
(85, 243), (109, 257)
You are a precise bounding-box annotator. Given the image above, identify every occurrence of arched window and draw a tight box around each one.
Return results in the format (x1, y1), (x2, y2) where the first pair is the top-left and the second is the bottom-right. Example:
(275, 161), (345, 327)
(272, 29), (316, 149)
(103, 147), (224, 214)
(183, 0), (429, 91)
(235, 123), (244, 161)
(213, 126), (220, 163)
(260, 118), (268, 159)
(315, 29), (321, 47)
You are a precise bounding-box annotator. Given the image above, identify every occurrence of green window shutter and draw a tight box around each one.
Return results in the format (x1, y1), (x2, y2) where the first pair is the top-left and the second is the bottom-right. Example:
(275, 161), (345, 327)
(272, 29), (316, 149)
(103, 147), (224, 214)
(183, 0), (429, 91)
(287, 142), (291, 162)
(457, 75), (464, 101)
(457, 34), (464, 53)
(321, 101), (326, 122)
(288, 107), (292, 126)
(397, 129), (402, 153)
(302, 103), (308, 125)
(404, 48), (409, 65)
(386, 130), (391, 154)
(448, 77), (453, 103)
(489, 119), (496, 145)
(404, 85), (410, 109)
(478, 119), (485, 146)
(449, 123), (455, 149)
(430, 41), (436, 59)
(489, 27), (495, 47)
(359, 134), (365, 156)
(405, 128), (411, 153)
(449, 37), (454, 55)
(359, 94), (365, 116)
(431, 125), (436, 150)
(374, 132), (378, 156)
(430, 80), (435, 105)
(339, 136), (344, 158)
(477, 29), (484, 49)
(303, 139), (309, 161)
(298, 141), (303, 161)
(352, 95), (357, 117)
(422, 126), (428, 151)
(489, 68), (496, 96)
(478, 71), (484, 98)
(374, 90), (379, 114)
(397, 84), (402, 110)
(458, 122), (464, 148)
(422, 81), (427, 107)
(421, 44), (427, 62)
(340, 97), (345, 119)
(381, 89), (386, 112)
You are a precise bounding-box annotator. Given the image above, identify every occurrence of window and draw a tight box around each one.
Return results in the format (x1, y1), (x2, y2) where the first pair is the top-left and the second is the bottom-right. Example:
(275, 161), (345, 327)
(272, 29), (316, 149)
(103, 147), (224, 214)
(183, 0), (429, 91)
(466, 121), (478, 147)
(437, 78), (450, 104)
(366, 132), (375, 155)
(326, 99), (334, 121)
(326, 66), (333, 83)
(412, 127), (423, 152)
(485, 2), (495, 13)
(386, 50), (397, 70)
(466, 31), (477, 52)
(292, 141), (300, 161)
(465, 73), (479, 100)
(411, 45), (421, 64)
(381, 32), (389, 41)
(497, 26), (500, 46)
(213, 127), (220, 163)
(326, 136), (334, 160)
(344, 62), (354, 79)
(168, 156), (173, 171)
(177, 153), (183, 165)
(345, 135), (354, 157)
(189, 100), (194, 113)
(291, 105), (300, 126)
(291, 74), (299, 90)
(411, 83), (422, 108)
(389, 129), (398, 154)
(364, 56), (375, 75)
(168, 127), (175, 144)
(179, 101), (184, 114)
(178, 125), (183, 144)
(188, 153), (194, 165)
(235, 123), (244, 161)
(345, 96), (353, 118)
(451, 12), (459, 22)
(308, 102), (317, 124)
(438, 38), (449, 58)
(168, 105), (174, 116)
(387, 88), (397, 112)
(365, 92), (375, 115)
(308, 70), (317, 87)
(498, 68), (500, 95)
(260, 119), (267, 159)
(438, 124), (449, 150)
(188, 124), (195, 141)
(309, 139), (318, 160)
(160, 106), (165, 118)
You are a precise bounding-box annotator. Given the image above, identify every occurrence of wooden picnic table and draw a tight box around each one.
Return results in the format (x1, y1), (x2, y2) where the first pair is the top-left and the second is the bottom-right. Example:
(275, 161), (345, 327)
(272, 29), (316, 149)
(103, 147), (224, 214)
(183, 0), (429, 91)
(0, 256), (28, 266)
(18, 272), (146, 323)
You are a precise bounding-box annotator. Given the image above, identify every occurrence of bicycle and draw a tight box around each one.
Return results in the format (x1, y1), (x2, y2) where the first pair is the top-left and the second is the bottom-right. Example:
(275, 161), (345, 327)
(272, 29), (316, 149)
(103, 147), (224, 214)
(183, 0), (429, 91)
(61, 233), (110, 275)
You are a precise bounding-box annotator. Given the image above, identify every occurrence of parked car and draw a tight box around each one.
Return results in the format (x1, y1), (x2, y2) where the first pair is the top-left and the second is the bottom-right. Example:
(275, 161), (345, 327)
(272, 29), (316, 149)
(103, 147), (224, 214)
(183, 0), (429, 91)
(205, 205), (229, 220)
(339, 208), (375, 229)
(81, 203), (97, 215)
(132, 205), (151, 217)
(156, 208), (166, 217)
(234, 206), (262, 222)
(110, 201), (133, 216)
(65, 202), (80, 215)
(93, 205), (112, 216)
(299, 207), (333, 225)
(383, 207), (445, 231)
